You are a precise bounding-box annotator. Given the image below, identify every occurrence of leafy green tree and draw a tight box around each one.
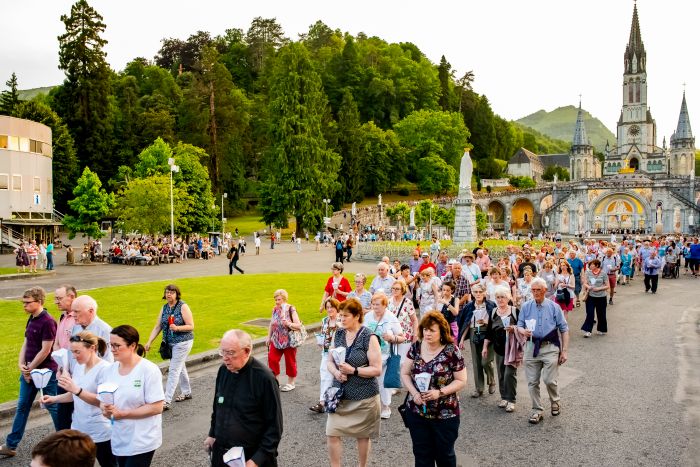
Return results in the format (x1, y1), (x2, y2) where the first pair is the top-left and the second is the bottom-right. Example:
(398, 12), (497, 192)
(13, 101), (79, 212)
(394, 109), (469, 177)
(337, 91), (364, 202)
(54, 0), (114, 181)
(360, 122), (403, 196)
(437, 56), (454, 111)
(385, 201), (410, 225)
(155, 31), (214, 74)
(0, 72), (21, 115)
(114, 175), (190, 235)
(63, 167), (115, 240)
(508, 175), (537, 189)
(259, 42), (341, 235)
(476, 210), (488, 233)
(416, 155), (457, 194)
(542, 165), (570, 181)
(246, 17), (288, 73)
(434, 206), (456, 229)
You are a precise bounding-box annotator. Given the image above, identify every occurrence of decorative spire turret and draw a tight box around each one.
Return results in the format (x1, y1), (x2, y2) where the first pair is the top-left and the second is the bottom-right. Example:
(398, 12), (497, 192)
(572, 101), (591, 149)
(624, 3), (646, 74)
(671, 92), (694, 143)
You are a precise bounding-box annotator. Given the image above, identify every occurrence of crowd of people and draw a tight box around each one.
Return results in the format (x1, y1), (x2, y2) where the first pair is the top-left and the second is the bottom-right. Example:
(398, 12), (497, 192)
(1, 232), (699, 467)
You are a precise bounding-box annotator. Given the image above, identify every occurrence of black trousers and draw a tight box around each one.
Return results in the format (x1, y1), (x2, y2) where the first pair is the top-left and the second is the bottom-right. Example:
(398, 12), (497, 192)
(96, 440), (117, 467)
(229, 259), (244, 274)
(406, 410), (459, 467)
(581, 295), (607, 333)
(55, 386), (73, 431)
(335, 250), (344, 263)
(115, 450), (155, 467)
(644, 274), (658, 292)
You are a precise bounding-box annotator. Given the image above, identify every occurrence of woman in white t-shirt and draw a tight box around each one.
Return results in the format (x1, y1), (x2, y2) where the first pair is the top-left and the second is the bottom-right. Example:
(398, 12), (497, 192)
(365, 293), (405, 420)
(42, 331), (116, 467)
(100, 325), (164, 467)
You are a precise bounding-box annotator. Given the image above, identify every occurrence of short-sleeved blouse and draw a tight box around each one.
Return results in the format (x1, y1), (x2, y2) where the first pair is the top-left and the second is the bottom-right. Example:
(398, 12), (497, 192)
(406, 342), (464, 419)
(324, 276), (352, 302)
(332, 327), (379, 401)
(387, 297), (415, 341)
(269, 304), (297, 349)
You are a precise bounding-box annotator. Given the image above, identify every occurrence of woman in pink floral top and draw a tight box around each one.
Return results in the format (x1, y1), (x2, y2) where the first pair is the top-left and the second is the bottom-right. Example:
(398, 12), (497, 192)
(387, 279), (417, 362)
(266, 289), (302, 392)
(400, 311), (467, 467)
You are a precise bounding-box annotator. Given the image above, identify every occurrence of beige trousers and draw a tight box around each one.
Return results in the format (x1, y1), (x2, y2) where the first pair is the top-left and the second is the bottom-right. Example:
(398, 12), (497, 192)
(524, 343), (560, 413)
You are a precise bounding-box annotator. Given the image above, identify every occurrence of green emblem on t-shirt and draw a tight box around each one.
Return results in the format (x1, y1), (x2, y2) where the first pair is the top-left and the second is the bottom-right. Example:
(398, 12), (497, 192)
(134, 379), (142, 388)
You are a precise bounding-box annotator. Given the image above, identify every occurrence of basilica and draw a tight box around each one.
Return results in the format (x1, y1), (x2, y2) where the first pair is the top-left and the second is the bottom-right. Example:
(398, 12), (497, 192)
(485, 4), (698, 236)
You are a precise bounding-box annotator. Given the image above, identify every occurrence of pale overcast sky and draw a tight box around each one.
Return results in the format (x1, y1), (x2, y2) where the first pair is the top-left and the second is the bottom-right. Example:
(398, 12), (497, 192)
(1, 0), (697, 142)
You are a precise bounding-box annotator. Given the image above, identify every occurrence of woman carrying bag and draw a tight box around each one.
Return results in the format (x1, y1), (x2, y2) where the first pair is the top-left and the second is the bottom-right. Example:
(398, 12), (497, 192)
(145, 284), (195, 410)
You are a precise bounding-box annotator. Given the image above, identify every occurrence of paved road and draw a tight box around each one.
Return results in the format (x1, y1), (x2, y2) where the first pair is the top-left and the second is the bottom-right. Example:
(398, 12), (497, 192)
(0, 241), (375, 299)
(1, 269), (698, 466)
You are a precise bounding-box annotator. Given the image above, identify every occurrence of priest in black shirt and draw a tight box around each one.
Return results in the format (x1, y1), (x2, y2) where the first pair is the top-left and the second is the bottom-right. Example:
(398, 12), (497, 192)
(205, 330), (283, 467)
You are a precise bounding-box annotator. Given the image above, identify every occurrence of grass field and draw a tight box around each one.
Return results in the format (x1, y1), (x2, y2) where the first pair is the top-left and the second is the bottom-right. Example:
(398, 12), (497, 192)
(0, 272), (360, 403)
(0, 267), (20, 275)
(224, 214), (296, 238)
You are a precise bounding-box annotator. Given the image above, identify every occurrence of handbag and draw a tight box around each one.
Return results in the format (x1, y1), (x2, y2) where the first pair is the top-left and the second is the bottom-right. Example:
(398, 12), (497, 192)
(323, 385), (344, 413)
(579, 287), (588, 302)
(286, 306), (308, 348)
(383, 344), (402, 389)
(556, 287), (570, 303)
(159, 328), (172, 359)
(397, 392), (410, 428)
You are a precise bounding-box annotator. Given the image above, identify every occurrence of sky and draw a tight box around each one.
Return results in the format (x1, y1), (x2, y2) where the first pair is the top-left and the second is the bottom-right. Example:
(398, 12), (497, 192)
(1, 0), (697, 142)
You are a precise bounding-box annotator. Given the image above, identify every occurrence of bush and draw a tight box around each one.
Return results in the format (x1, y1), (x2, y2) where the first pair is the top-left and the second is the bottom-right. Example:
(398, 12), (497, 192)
(398, 187), (410, 196)
(508, 175), (536, 189)
(486, 185), (492, 193)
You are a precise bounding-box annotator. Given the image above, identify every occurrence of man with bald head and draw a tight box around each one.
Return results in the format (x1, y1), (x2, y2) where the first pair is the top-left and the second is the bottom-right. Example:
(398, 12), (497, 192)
(369, 261), (395, 295)
(204, 330), (282, 467)
(70, 295), (113, 362)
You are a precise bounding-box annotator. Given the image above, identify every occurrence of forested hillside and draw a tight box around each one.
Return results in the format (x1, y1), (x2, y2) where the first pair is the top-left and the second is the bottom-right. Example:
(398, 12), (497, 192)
(0, 1), (572, 233)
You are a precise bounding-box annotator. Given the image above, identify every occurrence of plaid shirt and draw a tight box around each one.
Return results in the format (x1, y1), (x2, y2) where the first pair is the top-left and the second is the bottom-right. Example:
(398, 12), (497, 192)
(443, 272), (471, 298)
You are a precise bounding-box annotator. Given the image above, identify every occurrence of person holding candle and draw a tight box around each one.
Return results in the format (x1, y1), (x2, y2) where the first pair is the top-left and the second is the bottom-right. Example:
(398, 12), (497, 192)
(481, 286), (520, 413)
(320, 263), (352, 310)
(517, 278), (569, 424)
(100, 325), (164, 466)
(310, 298), (340, 413)
(144, 284), (195, 410)
(41, 331), (116, 467)
(400, 311), (467, 467)
(0, 287), (59, 459)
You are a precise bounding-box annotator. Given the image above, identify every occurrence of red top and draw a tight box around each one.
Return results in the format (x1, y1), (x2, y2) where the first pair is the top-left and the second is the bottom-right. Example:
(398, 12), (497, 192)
(419, 262), (437, 273)
(324, 276), (352, 302)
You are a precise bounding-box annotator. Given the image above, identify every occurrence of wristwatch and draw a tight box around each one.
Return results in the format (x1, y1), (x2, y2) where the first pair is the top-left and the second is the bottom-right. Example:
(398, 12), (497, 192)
(354, 367), (359, 376)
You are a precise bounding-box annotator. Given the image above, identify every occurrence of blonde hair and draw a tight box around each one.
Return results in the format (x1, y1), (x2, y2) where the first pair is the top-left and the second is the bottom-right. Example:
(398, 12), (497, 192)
(371, 292), (388, 306)
(273, 289), (288, 301)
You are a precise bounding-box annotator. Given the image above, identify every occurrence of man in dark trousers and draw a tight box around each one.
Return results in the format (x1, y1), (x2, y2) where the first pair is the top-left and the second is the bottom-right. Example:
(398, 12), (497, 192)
(228, 243), (244, 274)
(204, 330), (282, 467)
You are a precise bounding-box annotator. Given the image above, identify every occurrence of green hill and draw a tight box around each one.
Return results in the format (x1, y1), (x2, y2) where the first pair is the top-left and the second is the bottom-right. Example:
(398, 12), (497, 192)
(516, 105), (615, 152)
(17, 86), (55, 100)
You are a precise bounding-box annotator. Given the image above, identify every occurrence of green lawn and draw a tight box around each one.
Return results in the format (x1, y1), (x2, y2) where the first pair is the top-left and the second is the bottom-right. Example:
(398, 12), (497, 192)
(0, 268), (20, 275)
(0, 272), (360, 403)
(224, 213), (296, 238)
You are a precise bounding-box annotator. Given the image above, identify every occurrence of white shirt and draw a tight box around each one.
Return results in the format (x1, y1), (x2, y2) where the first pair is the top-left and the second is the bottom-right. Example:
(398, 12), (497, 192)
(364, 311), (402, 361)
(71, 359), (112, 443)
(101, 359), (164, 456)
(254, 237), (261, 247)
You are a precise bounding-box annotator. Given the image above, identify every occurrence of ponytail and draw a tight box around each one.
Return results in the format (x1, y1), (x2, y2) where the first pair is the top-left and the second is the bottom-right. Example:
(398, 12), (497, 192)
(95, 337), (107, 358)
(136, 344), (146, 357)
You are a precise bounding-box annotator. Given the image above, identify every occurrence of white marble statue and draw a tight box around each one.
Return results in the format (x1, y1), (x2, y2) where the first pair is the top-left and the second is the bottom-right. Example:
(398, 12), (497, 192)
(689, 213), (694, 226)
(409, 207), (416, 227)
(351, 202), (357, 216)
(459, 150), (473, 190)
(577, 204), (585, 232)
(378, 194), (382, 206)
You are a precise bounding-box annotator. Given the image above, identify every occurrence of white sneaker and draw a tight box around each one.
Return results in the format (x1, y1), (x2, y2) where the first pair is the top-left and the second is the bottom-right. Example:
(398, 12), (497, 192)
(498, 399), (508, 408)
(583, 332), (592, 338)
(380, 408), (391, 419)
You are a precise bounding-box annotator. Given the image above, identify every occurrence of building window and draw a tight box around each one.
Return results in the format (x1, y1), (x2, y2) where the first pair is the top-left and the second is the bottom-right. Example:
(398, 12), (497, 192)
(30, 139), (43, 153)
(12, 175), (21, 190)
(8, 136), (19, 150)
(0, 174), (8, 189)
(0, 135), (7, 149)
(33, 176), (41, 192)
(19, 137), (29, 152)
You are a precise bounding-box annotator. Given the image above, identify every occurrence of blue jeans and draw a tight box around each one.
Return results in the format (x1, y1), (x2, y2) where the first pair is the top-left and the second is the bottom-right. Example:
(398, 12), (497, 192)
(6, 373), (59, 449)
(46, 252), (54, 270)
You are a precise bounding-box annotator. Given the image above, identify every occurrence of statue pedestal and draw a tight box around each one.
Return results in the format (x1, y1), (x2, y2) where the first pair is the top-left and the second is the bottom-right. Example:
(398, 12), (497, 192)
(453, 196), (477, 243)
(654, 222), (663, 235)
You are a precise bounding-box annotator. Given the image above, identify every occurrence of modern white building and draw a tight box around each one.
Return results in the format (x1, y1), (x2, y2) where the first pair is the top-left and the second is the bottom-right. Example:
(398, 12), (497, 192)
(0, 115), (58, 246)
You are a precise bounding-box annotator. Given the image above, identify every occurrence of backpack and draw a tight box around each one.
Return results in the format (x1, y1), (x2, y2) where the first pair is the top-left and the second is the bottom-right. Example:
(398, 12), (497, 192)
(226, 248), (235, 259)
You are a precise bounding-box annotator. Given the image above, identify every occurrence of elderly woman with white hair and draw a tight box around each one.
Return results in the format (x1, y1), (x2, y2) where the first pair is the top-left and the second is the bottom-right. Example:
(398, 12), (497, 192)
(481, 285), (520, 412)
(416, 267), (441, 318)
(347, 273), (372, 313)
(457, 283), (496, 397)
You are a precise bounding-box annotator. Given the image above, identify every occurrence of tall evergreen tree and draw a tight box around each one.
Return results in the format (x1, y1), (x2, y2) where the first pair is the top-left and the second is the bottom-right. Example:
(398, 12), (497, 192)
(0, 72), (21, 115)
(259, 43), (340, 235)
(437, 56), (452, 111)
(54, 0), (114, 181)
(246, 17), (288, 73)
(337, 91), (364, 203)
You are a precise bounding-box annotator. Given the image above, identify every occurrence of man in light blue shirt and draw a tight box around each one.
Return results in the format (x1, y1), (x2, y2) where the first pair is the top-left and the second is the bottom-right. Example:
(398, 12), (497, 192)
(517, 278), (569, 424)
(369, 262), (395, 295)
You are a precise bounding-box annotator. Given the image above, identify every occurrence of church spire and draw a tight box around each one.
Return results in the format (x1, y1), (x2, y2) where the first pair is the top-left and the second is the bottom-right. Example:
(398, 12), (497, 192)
(624, 2), (646, 74)
(672, 91), (693, 141)
(572, 101), (590, 148)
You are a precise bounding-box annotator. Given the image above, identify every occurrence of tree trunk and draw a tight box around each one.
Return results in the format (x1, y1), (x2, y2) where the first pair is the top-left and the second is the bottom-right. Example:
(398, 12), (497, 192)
(295, 215), (304, 238)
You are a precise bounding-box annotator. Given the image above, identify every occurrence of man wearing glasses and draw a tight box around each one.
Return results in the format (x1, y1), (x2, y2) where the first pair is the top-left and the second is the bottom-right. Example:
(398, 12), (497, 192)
(204, 330), (283, 467)
(0, 287), (59, 458)
(517, 278), (570, 425)
(52, 285), (77, 430)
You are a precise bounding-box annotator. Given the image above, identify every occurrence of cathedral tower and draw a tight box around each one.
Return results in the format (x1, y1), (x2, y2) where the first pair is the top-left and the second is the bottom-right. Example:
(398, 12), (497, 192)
(669, 92), (695, 175)
(570, 102), (600, 180)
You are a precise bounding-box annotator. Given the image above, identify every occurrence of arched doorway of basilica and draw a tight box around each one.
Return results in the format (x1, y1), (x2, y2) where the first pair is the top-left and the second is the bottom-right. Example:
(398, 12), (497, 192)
(592, 193), (647, 232)
(487, 201), (505, 231)
(629, 157), (639, 171)
(512, 199), (535, 232)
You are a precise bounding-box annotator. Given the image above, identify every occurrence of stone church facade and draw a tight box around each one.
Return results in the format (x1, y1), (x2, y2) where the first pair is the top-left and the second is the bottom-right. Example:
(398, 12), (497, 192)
(487, 4), (698, 235)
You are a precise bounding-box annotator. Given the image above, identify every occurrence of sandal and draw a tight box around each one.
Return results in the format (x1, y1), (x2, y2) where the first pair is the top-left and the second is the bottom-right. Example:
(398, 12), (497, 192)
(470, 390), (483, 398)
(309, 403), (324, 413)
(505, 402), (515, 412)
(528, 412), (543, 424)
(280, 383), (296, 392)
(551, 401), (561, 416)
(174, 393), (192, 402)
(163, 402), (171, 411)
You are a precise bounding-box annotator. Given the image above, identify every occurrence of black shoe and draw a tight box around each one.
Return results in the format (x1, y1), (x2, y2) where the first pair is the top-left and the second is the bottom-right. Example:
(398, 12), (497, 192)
(608, 298), (613, 305)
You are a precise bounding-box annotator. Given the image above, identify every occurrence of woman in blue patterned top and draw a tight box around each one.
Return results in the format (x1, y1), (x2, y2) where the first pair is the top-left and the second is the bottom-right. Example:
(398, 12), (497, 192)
(401, 311), (467, 467)
(310, 298), (340, 413)
(145, 284), (194, 410)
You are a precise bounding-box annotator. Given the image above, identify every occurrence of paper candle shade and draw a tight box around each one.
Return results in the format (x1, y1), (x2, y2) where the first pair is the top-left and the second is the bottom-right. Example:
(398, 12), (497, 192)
(30, 368), (53, 389)
(97, 382), (119, 406)
(223, 446), (246, 467)
(51, 349), (68, 371)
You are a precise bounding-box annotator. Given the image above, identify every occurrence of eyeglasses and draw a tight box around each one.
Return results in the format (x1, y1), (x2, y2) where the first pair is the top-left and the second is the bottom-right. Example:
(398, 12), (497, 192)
(218, 349), (237, 358)
(109, 343), (123, 350)
(22, 300), (37, 306)
(390, 287), (402, 291)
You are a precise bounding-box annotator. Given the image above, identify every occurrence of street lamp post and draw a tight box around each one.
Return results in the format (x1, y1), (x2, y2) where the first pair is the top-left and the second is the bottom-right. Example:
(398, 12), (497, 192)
(322, 198), (331, 219)
(168, 158), (179, 246)
(221, 192), (227, 233)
